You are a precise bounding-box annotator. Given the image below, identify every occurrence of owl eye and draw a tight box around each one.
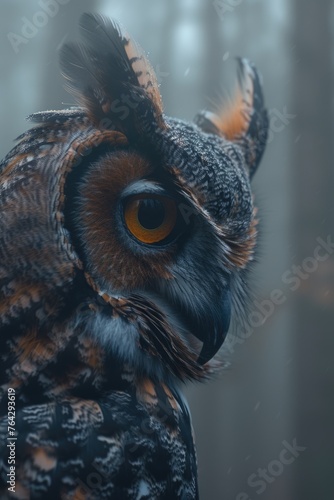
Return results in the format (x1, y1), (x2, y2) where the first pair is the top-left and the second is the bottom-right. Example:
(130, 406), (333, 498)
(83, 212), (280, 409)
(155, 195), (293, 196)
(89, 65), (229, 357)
(123, 195), (178, 245)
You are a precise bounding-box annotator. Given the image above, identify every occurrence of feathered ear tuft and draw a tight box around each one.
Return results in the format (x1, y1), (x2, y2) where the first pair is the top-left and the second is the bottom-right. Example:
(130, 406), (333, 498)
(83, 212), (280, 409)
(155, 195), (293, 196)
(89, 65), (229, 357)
(59, 13), (164, 137)
(195, 58), (268, 178)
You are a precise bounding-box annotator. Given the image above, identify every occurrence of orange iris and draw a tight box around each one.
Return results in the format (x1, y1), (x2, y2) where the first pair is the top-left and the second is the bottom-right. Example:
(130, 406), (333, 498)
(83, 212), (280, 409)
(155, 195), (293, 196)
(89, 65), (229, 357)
(124, 195), (177, 244)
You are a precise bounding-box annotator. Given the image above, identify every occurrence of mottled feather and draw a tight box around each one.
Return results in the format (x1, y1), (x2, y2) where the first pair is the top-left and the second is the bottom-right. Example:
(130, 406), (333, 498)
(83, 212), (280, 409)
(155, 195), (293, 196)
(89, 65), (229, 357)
(0, 13), (268, 499)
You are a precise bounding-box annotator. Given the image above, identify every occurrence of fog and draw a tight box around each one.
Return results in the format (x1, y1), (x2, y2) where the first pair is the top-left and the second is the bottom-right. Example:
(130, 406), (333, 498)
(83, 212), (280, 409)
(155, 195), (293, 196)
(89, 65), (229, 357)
(1, 1), (333, 498)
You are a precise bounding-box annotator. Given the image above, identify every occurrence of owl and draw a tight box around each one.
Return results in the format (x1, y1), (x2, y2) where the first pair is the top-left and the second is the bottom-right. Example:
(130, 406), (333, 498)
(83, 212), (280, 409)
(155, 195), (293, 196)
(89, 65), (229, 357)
(0, 13), (268, 500)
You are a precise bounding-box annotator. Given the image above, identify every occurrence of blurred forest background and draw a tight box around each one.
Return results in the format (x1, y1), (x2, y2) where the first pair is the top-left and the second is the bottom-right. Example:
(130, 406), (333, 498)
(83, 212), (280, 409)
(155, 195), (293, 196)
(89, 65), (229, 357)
(1, 1), (333, 499)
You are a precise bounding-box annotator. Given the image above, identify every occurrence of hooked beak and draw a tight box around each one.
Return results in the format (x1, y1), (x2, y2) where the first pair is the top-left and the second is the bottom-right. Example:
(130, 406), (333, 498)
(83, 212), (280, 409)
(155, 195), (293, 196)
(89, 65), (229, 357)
(193, 289), (231, 365)
(146, 282), (232, 367)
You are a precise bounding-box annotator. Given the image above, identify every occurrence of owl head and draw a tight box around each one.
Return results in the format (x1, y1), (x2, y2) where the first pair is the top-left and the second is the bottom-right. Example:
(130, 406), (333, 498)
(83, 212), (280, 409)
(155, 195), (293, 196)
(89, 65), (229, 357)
(0, 14), (268, 384)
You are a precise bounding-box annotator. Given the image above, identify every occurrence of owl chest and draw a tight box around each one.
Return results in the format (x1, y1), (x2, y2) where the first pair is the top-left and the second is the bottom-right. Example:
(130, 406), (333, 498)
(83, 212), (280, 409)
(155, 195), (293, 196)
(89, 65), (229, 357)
(0, 346), (199, 499)
(0, 320), (199, 498)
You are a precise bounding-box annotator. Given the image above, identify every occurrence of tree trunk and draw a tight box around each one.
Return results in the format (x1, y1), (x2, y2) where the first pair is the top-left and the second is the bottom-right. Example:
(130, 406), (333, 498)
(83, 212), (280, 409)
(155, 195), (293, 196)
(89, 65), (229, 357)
(291, 1), (334, 499)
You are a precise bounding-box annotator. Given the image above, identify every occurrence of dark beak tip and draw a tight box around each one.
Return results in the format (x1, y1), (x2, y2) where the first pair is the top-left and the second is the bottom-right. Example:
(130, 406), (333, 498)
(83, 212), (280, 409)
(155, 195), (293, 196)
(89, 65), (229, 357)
(195, 289), (232, 365)
(197, 332), (228, 366)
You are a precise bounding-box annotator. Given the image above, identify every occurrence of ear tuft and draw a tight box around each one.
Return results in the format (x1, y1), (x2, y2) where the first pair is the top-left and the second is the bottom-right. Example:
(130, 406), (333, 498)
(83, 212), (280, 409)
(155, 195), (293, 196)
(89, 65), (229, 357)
(195, 58), (268, 177)
(59, 13), (164, 137)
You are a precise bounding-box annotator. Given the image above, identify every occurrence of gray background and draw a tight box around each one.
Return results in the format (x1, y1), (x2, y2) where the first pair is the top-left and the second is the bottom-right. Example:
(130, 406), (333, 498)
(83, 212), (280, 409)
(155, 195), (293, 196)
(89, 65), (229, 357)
(1, 1), (333, 499)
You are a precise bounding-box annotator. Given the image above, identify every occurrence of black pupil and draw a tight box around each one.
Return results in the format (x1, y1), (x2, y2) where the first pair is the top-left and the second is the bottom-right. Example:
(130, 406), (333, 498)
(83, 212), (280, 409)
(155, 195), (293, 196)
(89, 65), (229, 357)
(137, 198), (165, 230)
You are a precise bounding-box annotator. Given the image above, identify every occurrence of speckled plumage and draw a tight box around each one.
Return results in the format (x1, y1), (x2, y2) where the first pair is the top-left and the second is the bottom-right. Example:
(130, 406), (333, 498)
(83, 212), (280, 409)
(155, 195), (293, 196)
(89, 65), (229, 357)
(0, 14), (268, 499)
